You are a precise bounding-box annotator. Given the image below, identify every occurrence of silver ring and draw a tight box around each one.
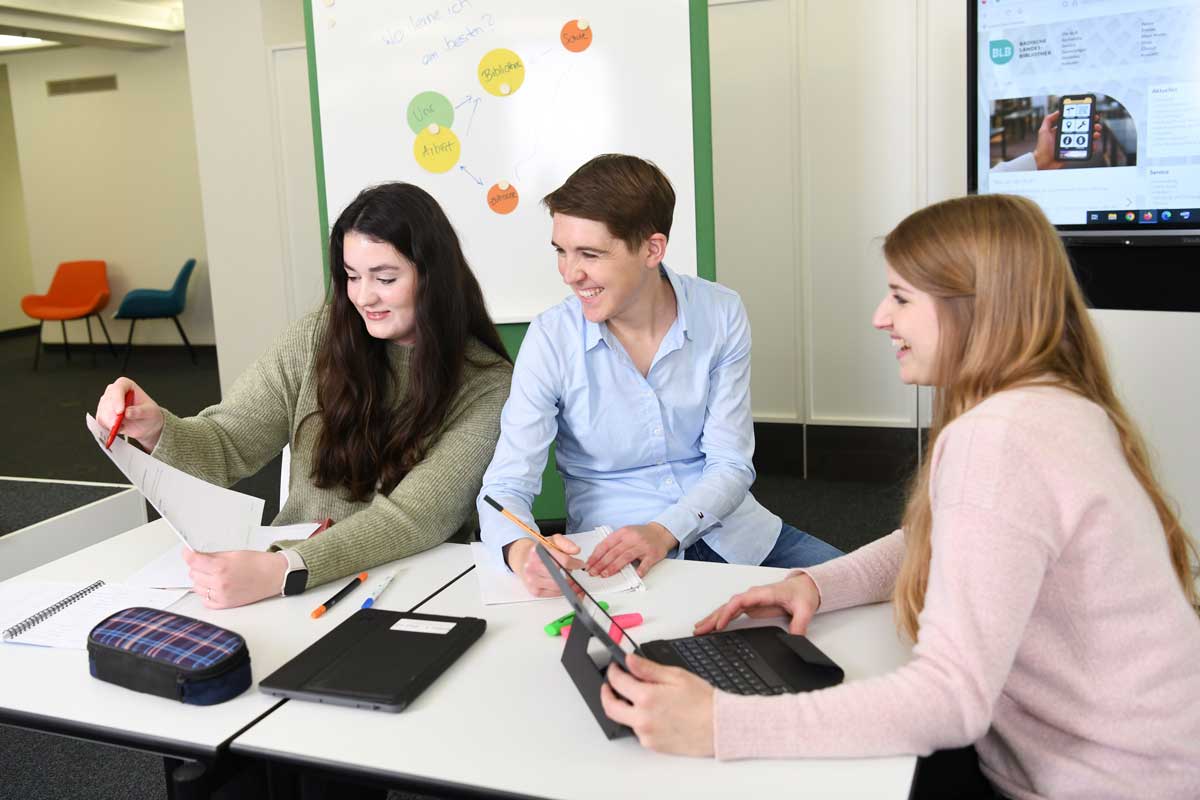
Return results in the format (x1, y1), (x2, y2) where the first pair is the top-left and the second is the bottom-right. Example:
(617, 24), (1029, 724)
(206, 588), (212, 602)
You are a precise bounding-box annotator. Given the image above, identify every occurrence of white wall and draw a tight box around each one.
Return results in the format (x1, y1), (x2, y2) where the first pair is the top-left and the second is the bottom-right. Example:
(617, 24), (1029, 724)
(0, 38), (213, 346)
(0, 65), (35, 333)
(708, 0), (803, 422)
(183, 0), (312, 393)
(1092, 311), (1200, 538)
(709, 0), (967, 428)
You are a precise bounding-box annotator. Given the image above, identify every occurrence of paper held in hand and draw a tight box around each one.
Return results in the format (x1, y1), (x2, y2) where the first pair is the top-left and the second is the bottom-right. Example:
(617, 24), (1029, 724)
(85, 413), (265, 553)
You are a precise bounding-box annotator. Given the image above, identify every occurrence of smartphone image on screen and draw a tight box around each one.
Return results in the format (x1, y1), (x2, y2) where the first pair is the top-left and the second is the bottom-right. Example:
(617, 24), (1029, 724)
(1056, 94), (1096, 162)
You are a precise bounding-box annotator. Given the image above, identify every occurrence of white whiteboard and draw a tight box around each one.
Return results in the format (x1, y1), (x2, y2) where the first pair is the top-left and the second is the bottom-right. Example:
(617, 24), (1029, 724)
(309, 0), (701, 322)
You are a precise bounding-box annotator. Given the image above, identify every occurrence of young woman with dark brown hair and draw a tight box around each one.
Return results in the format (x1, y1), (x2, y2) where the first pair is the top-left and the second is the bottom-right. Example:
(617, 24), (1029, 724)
(96, 183), (512, 608)
(599, 194), (1200, 800)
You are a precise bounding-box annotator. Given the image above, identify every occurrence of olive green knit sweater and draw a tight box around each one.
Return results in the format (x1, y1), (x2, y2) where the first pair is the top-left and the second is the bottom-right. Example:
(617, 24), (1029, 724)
(152, 310), (511, 589)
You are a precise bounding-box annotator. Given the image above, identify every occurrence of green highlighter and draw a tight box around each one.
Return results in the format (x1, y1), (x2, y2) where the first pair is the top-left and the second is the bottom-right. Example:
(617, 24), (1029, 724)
(544, 601), (609, 636)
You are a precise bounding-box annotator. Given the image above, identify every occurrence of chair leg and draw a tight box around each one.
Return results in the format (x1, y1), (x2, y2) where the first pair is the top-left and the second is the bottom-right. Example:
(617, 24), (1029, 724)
(172, 317), (197, 364)
(123, 319), (137, 373)
(32, 321), (43, 371)
(96, 314), (117, 356)
(61, 320), (71, 361)
(86, 316), (96, 368)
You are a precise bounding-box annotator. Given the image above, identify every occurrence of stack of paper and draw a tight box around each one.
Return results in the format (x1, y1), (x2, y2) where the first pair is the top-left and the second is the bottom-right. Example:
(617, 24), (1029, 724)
(470, 528), (646, 605)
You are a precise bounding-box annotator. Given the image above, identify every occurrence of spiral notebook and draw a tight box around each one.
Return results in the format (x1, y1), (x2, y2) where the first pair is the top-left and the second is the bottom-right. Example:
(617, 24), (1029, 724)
(0, 580), (186, 649)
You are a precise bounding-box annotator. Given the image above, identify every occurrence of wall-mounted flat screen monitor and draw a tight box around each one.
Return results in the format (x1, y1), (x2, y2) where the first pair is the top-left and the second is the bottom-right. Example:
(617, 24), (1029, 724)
(969, 0), (1200, 245)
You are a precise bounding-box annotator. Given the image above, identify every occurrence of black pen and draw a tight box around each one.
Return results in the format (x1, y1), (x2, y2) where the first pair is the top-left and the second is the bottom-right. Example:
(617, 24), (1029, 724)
(310, 571), (367, 619)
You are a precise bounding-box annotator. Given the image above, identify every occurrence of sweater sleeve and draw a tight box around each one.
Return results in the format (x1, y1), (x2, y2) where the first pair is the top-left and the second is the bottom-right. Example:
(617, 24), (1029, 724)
(151, 316), (314, 486)
(287, 375), (510, 588)
(714, 416), (1061, 760)
(797, 530), (905, 613)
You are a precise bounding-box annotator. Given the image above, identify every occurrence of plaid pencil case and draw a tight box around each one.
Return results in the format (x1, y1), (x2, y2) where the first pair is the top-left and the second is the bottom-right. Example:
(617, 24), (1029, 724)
(87, 607), (252, 705)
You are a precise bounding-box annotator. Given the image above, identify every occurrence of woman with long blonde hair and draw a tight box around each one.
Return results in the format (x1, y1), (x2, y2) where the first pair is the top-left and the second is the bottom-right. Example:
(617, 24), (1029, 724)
(599, 194), (1200, 799)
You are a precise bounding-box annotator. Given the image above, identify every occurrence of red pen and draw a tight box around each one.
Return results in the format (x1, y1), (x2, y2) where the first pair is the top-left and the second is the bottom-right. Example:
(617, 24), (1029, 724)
(105, 389), (135, 449)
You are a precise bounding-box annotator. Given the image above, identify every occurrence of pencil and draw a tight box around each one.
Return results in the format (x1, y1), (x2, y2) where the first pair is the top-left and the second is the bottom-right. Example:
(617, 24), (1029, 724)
(482, 495), (567, 555)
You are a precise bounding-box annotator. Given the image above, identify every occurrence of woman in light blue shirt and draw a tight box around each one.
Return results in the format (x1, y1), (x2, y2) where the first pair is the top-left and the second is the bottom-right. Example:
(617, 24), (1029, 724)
(478, 155), (840, 597)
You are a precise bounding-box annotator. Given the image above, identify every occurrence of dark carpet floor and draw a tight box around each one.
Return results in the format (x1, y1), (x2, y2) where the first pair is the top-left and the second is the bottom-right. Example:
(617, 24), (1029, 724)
(0, 328), (909, 800)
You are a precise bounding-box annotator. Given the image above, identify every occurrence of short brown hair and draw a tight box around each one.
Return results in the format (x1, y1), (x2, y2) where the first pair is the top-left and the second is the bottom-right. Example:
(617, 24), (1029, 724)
(542, 154), (675, 251)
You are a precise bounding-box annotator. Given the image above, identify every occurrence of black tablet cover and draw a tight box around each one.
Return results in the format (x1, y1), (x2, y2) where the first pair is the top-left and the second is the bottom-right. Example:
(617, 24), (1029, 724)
(260, 609), (485, 712)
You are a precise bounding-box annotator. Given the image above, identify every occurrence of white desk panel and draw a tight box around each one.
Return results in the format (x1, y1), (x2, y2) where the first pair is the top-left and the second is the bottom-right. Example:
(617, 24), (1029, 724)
(233, 558), (916, 798)
(0, 520), (473, 756)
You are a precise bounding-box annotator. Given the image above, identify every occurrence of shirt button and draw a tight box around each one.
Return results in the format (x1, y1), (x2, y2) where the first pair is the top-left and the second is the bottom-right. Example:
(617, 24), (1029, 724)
(653, 426), (662, 435)
(656, 460), (664, 466)
(665, 478), (674, 486)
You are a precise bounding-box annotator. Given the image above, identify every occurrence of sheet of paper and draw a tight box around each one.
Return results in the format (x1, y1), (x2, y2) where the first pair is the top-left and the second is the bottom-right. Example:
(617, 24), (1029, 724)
(470, 529), (645, 605)
(125, 545), (191, 589)
(0, 580), (187, 649)
(86, 414), (265, 552)
(126, 523), (323, 589)
(248, 522), (322, 550)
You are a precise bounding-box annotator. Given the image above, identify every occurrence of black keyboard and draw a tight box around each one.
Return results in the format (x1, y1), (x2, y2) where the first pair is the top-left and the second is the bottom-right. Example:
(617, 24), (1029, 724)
(670, 634), (789, 696)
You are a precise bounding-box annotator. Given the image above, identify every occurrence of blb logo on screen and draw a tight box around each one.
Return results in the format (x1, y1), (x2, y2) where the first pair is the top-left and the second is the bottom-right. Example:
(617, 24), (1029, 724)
(989, 40), (1014, 64)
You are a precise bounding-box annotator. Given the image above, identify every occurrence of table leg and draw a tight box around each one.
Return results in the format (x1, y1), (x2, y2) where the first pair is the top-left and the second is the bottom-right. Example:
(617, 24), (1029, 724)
(164, 756), (209, 800)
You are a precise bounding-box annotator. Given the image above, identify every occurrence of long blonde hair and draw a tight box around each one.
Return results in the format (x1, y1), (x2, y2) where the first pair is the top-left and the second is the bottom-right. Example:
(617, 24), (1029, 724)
(885, 194), (1198, 640)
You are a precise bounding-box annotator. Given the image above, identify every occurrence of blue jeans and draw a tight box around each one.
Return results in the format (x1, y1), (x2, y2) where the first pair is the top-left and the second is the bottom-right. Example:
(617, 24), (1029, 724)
(683, 523), (843, 569)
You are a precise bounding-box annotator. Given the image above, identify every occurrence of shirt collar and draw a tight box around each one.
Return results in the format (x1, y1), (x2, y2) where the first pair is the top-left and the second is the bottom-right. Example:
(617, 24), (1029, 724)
(583, 264), (691, 352)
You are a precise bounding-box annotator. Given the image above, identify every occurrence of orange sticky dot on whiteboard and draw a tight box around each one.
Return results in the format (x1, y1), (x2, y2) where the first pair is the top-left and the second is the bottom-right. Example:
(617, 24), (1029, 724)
(560, 19), (593, 53)
(487, 182), (519, 214)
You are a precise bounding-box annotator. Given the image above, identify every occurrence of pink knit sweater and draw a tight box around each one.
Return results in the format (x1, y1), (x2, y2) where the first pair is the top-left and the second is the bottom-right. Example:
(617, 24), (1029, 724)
(713, 386), (1200, 800)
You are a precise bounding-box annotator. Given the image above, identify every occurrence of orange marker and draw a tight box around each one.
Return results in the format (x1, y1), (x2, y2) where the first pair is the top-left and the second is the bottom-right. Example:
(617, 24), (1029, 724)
(105, 389), (135, 449)
(310, 572), (367, 619)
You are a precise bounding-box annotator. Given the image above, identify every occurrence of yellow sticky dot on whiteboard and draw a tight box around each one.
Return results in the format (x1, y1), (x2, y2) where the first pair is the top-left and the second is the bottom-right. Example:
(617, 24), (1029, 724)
(413, 126), (461, 174)
(323, 0), (335, 7)
(578, 20), (589, 30)
(478, 48), (525, 98)
(327, 18), (336, 29)
(498, 181), (510, 190)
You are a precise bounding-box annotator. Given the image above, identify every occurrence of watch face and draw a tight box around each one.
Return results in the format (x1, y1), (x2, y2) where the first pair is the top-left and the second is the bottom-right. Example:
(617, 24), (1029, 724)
(284, 569), (308, 596)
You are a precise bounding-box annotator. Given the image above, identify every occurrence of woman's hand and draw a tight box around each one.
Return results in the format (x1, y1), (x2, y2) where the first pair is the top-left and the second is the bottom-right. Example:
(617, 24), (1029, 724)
(600, 653), (715, 757)
(505, 536), (585, 597)
(96, 377), (166, 451)
(693, 572), (821, 636)
(184, 549), (289, 609)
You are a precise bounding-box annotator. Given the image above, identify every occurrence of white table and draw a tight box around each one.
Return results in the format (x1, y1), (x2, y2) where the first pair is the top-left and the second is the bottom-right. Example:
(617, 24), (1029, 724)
(0, 476), (146, 581)
(0, 519), (475, 794)
(232, 558), (916, 799)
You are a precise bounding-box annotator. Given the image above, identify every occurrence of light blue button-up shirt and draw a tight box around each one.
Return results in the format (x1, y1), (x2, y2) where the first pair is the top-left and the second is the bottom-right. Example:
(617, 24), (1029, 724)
(478, 266), (782, 566)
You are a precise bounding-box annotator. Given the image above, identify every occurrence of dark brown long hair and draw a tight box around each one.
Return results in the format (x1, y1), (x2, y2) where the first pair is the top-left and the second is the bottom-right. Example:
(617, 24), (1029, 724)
(309, 183), (510, 501)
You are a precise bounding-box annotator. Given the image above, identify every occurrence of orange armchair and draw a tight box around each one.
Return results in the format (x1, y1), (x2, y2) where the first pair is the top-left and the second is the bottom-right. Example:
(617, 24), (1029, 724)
(20, 260), (117, 370)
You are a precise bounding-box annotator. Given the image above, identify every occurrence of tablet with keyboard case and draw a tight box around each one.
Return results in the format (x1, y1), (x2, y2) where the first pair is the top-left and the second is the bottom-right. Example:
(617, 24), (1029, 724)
(260, 609), (485, 712)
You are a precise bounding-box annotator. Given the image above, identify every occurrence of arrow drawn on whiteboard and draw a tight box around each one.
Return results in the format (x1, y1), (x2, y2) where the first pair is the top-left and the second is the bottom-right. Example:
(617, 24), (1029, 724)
(459, 165), (484, 186)
(455, 94), (481, 137)
(516, 64), (574, 182)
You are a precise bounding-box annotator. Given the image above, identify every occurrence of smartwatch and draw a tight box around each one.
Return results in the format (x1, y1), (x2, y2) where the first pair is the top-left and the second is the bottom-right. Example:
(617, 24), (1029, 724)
(280, 548), (309, 596)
